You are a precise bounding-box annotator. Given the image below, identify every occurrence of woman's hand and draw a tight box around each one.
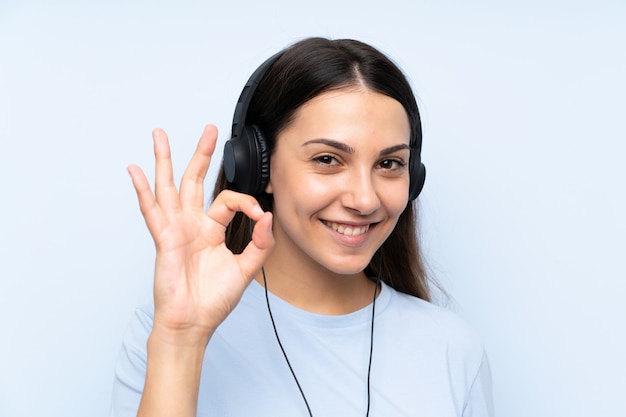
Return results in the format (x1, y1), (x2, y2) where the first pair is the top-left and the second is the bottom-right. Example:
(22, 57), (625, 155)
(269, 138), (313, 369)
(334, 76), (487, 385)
(127, 124), (274, 346)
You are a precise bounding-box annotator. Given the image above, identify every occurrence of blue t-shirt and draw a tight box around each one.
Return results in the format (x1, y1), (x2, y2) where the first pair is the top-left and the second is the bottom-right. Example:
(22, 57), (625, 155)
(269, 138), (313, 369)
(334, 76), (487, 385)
(111, 280), (493, 416)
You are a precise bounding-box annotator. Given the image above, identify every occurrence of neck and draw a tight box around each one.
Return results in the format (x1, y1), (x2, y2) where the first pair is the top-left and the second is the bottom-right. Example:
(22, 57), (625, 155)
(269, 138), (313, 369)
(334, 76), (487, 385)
(254, 258), (378, 315)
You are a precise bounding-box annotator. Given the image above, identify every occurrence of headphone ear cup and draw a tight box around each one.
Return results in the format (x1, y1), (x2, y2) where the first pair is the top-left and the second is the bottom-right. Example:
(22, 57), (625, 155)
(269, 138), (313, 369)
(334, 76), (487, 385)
(223, 124), (270, 196)
(248, 124), (270, 195)
(408, 151), (426, 201)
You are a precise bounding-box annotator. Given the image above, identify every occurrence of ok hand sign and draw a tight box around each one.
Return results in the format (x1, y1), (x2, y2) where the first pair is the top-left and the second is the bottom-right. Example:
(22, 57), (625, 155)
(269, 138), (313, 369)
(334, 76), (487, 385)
(127, 125), (274, 346)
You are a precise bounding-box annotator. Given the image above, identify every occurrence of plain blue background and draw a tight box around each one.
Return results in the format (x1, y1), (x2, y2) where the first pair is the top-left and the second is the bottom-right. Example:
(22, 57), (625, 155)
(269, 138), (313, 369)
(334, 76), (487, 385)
(1, 1), (624, 416)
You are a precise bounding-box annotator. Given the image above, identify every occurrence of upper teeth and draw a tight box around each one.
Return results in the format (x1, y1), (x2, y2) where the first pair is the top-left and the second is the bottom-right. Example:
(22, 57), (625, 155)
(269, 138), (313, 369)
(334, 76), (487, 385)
(325, 221), (370, 236)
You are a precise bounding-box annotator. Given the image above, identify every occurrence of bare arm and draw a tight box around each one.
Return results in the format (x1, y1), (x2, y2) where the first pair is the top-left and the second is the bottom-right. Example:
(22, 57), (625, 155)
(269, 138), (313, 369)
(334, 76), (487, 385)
(127, 125), (273, 417)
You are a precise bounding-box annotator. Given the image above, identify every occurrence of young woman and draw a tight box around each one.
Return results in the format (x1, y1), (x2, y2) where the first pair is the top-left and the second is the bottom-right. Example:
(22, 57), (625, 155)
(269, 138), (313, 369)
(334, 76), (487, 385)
(111, 37), (493, 417)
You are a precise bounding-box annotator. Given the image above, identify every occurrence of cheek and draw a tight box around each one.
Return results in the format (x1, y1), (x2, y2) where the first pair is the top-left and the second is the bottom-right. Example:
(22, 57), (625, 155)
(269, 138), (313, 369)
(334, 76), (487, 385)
(388, 199), (409, 222)
(271, 161), (337, 200)
(380, 179), (410, 215)
(275, 176), (338, 214)
(269, 165), (318, 209)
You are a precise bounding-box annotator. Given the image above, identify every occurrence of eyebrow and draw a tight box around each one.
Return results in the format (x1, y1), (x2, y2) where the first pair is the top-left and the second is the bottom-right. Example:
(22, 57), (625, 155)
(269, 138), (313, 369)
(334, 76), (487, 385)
(379, 144), (410, 156)
(303, 138), (355, 153)
(303, 139), (410, 156)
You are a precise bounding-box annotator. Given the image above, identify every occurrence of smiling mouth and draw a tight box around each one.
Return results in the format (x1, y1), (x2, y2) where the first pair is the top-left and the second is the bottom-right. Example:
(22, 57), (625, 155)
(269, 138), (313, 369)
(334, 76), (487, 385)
(322, 221), (371, 236)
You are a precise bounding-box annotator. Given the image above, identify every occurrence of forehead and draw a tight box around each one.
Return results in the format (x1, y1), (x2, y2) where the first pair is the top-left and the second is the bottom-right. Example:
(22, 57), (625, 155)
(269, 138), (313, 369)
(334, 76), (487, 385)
(280, 87), (411, 147)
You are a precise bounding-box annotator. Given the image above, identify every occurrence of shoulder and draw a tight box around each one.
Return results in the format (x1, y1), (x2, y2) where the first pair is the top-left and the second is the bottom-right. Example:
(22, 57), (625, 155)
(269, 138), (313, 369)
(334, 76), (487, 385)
(110, 301), (155, 417)
(380, 283), (486, 362)
(119, 301), (155, 356)
(375, 284), (494, 414)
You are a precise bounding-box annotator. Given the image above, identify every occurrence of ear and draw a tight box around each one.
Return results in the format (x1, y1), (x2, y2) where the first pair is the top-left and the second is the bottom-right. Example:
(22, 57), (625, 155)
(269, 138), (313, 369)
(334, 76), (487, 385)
(265, 178), (273, 194)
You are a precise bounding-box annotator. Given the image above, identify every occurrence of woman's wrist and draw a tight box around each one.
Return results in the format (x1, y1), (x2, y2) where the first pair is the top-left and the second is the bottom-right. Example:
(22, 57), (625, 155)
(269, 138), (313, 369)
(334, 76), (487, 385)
(148, 320), (215, 350)
(137, 327), (213, 417)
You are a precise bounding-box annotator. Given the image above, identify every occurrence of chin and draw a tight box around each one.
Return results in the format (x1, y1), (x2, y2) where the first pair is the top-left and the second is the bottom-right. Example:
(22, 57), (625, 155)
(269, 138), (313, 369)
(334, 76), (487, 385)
(322, 257), (373, 277)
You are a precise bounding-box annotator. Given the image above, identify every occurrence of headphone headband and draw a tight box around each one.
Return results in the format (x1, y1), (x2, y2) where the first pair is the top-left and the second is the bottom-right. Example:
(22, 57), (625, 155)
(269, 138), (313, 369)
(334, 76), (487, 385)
(231, 52), (284, 141)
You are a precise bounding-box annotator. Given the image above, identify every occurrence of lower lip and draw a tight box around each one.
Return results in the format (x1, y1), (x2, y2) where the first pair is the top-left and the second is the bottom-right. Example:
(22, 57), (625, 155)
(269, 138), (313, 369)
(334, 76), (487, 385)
(323, 222), (374, 247)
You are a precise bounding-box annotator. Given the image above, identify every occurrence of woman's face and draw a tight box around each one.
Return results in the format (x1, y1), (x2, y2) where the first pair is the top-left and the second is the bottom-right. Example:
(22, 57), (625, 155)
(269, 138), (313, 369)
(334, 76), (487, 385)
(266, 87), (411, 277)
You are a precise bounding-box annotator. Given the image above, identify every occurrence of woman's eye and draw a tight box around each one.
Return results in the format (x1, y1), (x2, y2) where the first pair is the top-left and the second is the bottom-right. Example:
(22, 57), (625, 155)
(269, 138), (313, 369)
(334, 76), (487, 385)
(379, 159), (405, 170)
(314, 155), (337, 165)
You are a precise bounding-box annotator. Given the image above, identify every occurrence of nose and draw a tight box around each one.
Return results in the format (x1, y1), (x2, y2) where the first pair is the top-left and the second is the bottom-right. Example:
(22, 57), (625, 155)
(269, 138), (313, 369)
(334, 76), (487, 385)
(341, 167), (381, 215)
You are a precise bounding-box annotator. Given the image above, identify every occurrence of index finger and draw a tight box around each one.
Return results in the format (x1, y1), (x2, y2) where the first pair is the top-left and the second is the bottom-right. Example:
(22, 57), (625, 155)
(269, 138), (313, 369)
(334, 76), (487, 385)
(205, 190), (265, 234)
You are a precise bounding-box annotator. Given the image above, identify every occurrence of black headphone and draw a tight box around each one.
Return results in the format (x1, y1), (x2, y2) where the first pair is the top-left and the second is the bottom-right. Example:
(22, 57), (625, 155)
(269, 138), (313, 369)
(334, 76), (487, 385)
(223, 51), (426, 201)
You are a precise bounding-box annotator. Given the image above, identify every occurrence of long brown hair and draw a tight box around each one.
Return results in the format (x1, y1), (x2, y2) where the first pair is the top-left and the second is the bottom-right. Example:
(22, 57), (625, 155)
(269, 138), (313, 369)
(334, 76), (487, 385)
(212, 37), (433, 301)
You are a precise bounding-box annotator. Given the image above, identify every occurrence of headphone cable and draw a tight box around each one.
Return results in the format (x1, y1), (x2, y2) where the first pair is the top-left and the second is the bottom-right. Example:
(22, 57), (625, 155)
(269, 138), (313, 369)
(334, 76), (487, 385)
(261, 266), (380, 417)
(262, 266), (313, 417)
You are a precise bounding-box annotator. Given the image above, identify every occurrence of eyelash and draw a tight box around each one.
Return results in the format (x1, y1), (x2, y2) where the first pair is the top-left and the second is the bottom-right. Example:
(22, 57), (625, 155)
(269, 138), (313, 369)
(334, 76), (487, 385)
(313, 154), (338, 166)
(312, 155), (406, 171)
(378, 158), (406, 170)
